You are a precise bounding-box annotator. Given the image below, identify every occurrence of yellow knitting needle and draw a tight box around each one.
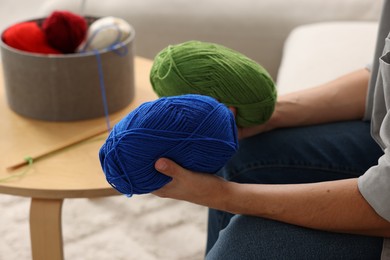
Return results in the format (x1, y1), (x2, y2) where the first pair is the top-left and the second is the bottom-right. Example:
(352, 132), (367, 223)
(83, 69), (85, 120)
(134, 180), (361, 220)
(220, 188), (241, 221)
(6, 122), (114, 172)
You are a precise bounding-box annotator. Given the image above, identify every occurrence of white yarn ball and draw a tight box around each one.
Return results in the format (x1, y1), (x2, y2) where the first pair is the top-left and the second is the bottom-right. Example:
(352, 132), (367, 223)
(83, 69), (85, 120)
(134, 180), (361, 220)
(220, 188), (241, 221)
(78, 16), (132, 52)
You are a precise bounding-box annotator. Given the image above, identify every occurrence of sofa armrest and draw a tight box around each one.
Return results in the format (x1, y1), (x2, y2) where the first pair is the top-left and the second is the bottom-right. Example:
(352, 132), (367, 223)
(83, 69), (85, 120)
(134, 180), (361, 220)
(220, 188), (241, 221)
(40, 0), (382, 79)
(276, 21), (378, 94)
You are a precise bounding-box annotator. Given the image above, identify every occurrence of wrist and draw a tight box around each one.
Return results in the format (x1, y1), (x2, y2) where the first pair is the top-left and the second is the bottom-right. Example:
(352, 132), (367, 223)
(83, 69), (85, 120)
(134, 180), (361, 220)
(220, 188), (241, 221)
(221, 182), (267, 216)
(268, 96), (295, 130)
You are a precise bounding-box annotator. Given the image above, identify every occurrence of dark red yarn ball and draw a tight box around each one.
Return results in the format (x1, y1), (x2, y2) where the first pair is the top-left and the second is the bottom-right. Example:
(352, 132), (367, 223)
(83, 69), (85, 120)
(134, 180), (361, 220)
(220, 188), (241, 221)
(42, 10), (87, 53)
(2, 21), (61, 54)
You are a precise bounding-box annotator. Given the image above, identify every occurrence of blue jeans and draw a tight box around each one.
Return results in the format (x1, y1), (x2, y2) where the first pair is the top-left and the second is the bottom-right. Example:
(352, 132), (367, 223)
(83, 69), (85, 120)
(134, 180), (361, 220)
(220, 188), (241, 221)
(206, 121), (385, 259)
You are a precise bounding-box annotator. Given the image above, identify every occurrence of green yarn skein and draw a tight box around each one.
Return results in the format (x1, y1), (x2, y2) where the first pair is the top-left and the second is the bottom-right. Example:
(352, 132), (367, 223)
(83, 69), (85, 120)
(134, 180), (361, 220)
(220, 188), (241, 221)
(150, 40), (277, 127)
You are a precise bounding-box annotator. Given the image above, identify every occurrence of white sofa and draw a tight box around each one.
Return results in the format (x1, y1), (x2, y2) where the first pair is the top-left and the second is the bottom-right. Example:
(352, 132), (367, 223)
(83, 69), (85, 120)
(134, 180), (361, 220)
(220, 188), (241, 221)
(277, 21), (378, 94)
(39, 0), (382, 80)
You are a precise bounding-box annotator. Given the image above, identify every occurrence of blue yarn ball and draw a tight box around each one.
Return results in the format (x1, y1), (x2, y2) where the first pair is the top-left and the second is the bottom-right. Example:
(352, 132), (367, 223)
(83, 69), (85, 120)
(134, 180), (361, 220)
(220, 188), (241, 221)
(99, 94), (238, 196)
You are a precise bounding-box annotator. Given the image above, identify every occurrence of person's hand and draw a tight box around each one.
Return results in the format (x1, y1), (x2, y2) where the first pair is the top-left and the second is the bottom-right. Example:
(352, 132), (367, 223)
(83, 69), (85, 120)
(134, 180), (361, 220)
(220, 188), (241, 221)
(229, 107), (276, 139)
(153, 158), (230, 209)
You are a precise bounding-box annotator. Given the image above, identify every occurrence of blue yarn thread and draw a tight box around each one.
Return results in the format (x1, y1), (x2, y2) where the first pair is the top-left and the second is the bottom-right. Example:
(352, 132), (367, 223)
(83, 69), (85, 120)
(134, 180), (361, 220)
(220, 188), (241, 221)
(99, 94), (239, 197)
(81, 22), (129, 131)
(94, 50), (111, 130)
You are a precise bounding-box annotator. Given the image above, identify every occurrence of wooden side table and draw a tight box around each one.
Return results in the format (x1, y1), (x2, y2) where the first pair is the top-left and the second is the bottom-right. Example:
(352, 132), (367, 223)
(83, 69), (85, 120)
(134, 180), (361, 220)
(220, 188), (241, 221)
(0, 57), (157, 260)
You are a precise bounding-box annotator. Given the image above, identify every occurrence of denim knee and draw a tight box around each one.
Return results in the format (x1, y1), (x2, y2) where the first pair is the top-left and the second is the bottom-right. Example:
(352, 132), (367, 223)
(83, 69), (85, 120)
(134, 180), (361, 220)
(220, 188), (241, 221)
(219, 121), (382, 184)
(206, 215), (383, 260)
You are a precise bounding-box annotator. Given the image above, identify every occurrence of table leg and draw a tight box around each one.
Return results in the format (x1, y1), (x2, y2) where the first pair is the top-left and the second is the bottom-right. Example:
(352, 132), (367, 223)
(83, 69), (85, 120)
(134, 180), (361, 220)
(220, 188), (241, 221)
(30, 198), (64, 260)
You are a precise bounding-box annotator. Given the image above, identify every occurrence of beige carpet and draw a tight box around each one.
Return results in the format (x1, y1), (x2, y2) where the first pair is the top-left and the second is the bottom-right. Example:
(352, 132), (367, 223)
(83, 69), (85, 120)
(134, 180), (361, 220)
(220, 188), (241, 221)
(0, 194), (207, 260)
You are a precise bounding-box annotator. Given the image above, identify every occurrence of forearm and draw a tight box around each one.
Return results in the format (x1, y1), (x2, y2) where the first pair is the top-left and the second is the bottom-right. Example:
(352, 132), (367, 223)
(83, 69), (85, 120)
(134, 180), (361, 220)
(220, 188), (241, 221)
(223, 178), (390, 237)
(154, 154), (390, 238)
(271, 69), (370, 129)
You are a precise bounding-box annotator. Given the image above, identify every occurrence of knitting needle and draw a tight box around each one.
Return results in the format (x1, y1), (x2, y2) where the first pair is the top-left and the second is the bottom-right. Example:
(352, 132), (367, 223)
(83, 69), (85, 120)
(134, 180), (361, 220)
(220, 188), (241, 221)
(6, 123), (112, 172)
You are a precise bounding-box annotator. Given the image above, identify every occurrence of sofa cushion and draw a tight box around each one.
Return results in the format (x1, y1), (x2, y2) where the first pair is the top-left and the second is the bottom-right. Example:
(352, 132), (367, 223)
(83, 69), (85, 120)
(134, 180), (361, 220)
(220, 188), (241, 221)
(276, 22), (378, 94)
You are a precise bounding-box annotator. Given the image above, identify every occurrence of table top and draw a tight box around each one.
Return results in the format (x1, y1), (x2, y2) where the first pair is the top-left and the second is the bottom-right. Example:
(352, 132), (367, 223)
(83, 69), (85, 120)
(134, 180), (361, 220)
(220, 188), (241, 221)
(0, 57), (157, 199)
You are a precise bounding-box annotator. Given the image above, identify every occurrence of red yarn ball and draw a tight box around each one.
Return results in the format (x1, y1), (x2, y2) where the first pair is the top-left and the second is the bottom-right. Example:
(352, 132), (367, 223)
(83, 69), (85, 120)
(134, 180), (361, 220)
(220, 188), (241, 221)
(2, 21), (61, 54)
(42, 11), (87, 53)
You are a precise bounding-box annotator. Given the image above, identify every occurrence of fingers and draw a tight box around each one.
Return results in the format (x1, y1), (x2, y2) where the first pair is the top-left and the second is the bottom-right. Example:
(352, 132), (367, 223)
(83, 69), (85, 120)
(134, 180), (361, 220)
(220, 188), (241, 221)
(155, 158), (183, 178)
(153, 158), (184, 197)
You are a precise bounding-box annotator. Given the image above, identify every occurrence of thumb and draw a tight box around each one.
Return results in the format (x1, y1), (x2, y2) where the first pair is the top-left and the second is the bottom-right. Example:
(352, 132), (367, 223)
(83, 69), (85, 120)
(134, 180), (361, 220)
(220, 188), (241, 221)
(228, 106), (237, 117)
(155, 158), (182, 178)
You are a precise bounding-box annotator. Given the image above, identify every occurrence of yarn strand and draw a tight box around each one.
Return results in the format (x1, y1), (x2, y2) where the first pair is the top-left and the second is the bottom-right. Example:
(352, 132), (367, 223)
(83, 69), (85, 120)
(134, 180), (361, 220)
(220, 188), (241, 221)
(0, 157), (33, 183)
(94, 49), (111, 131)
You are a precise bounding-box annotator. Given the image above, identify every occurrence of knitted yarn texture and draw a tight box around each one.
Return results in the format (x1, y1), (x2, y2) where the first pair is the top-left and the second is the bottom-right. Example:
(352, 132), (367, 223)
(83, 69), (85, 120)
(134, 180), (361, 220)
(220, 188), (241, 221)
(78, 16), (132, 52)
(42, 10), (87, 53)
(150, 40), (277, 127)
(2, 21), (61, 54)
(99, 94), (238, 196)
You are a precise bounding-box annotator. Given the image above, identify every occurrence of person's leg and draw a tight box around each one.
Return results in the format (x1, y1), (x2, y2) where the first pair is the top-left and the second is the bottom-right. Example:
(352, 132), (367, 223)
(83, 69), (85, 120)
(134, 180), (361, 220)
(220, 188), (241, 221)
(206, 215), (384, 260)
(206, 120), (384, 254)
(222, 121), (383, 184)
